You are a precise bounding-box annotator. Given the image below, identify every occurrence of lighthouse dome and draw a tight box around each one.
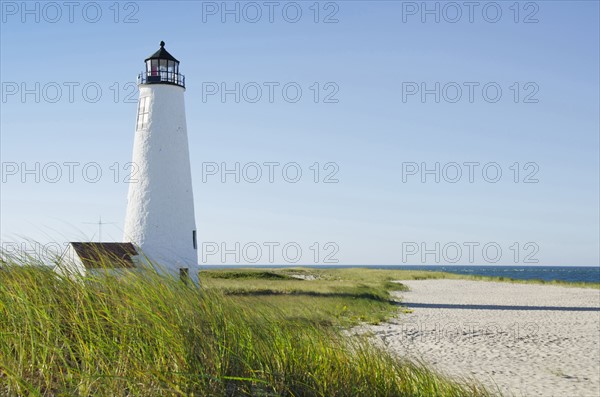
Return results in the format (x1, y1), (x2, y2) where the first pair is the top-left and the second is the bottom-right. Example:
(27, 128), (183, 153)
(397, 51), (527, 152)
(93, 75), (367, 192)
(138, 41), (185, 88)
(145, 41), (179, 63)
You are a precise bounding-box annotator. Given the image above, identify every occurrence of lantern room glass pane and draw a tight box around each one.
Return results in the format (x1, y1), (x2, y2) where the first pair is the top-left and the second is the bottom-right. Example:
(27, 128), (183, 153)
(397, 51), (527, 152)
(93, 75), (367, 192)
(167, 61), (175, 82)
(159, 60), (167, 81)
(151, 60), (158, 76)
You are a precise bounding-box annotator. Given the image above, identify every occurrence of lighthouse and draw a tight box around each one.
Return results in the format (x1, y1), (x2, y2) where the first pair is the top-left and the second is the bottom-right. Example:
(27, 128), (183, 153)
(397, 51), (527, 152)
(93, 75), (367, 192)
(123, 41), (198, 282)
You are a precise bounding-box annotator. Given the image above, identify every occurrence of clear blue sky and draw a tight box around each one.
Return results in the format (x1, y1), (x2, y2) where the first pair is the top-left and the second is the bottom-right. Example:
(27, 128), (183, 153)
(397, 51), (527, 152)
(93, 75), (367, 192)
(1, 1), (598, 266)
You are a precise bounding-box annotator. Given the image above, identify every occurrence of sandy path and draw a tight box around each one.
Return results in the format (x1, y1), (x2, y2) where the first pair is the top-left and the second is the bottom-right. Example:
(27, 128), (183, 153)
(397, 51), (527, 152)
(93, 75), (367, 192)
(361, 280), (600, 397)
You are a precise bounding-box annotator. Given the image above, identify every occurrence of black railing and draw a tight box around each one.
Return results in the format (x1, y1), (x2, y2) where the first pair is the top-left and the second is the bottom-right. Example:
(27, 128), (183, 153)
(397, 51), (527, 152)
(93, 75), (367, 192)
(138, 71), (185, 88)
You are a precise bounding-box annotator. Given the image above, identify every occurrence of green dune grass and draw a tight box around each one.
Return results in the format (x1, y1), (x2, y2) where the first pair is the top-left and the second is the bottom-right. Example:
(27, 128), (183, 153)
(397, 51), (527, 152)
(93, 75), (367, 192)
(0, 260), (493, 396)
(200, 267), (599, 328)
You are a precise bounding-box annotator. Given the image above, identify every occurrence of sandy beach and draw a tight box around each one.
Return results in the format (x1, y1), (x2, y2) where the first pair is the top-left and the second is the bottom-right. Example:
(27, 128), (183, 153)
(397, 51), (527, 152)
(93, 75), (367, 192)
(360, 280), (600, 397)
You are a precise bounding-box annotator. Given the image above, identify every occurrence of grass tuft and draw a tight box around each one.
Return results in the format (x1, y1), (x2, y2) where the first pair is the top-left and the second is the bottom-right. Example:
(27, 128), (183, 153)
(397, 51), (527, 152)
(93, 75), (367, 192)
(0, 259), (493, 396)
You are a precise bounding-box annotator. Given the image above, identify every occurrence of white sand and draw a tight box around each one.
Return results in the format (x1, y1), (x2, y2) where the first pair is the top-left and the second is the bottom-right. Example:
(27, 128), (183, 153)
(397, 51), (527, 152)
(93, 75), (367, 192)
(360, 280), (600, 397)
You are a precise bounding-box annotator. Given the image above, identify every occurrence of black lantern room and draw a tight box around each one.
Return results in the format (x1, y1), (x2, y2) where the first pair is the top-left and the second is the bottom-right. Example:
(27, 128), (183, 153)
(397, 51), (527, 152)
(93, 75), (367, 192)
(138, 41), (185, 88)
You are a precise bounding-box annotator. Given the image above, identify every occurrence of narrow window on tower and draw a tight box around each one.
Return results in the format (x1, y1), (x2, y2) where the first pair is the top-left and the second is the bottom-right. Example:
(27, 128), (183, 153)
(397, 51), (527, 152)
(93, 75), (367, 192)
(136, 97), (150, 130)
(192, 230), (197, 250)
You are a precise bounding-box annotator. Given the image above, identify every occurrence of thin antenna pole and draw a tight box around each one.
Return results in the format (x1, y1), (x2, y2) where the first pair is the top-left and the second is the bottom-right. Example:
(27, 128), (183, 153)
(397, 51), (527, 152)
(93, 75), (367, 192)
(84, 216), (116, 242)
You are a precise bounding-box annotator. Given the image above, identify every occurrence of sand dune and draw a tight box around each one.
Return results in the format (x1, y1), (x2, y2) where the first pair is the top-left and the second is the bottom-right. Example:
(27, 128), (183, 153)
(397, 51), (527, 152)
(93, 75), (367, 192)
(360, 280), (600, 397)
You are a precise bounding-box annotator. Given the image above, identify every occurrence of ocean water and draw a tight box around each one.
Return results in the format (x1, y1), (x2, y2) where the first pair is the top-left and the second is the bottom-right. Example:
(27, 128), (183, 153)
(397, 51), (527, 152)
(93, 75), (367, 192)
(201, 265), (600, 284)
(381, 265), (600, 284)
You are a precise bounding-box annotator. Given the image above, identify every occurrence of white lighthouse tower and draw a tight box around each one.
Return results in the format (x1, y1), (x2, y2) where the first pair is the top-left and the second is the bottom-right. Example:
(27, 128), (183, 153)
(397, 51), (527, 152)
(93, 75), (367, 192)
(123, 41), (198, 282)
